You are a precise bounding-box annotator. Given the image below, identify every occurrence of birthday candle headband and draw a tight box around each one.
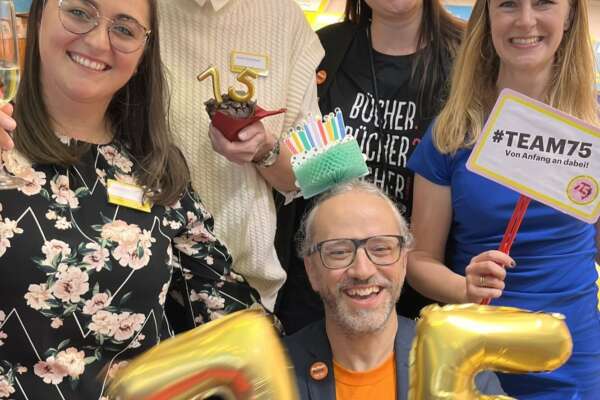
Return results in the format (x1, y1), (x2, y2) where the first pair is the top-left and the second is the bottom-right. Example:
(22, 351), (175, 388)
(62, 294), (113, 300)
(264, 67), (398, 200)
(283, 109), (347, 155)
(285, 109), (369, 199)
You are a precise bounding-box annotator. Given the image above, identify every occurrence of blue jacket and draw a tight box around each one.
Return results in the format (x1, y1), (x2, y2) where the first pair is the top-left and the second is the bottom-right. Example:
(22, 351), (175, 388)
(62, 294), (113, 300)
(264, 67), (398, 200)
(283, 316), (504, 400)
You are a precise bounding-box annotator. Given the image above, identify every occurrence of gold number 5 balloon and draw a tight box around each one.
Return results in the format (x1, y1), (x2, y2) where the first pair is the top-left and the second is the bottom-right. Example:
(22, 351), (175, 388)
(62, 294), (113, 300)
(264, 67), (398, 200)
(409, 304), (572, 400)
(108, 310), (298, 400)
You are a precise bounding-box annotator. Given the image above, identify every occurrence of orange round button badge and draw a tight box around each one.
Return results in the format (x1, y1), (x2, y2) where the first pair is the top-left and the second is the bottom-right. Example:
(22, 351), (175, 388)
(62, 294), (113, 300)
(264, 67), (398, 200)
(316, 70), (327, 85)
(310, 362), (328, 381)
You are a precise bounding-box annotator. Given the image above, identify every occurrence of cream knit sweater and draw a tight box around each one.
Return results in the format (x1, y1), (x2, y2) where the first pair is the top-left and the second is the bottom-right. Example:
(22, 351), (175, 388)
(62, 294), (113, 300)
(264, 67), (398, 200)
(158, 0), (324, 310)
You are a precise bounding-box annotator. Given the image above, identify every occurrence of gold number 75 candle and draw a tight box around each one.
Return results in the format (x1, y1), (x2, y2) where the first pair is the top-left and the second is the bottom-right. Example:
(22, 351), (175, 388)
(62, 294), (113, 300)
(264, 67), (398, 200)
(198, 66), (285, 142)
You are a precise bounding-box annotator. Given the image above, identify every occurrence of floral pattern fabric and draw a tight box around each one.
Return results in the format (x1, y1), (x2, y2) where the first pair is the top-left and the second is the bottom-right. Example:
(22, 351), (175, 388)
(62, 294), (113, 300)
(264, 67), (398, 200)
(0, 141), (262, 399)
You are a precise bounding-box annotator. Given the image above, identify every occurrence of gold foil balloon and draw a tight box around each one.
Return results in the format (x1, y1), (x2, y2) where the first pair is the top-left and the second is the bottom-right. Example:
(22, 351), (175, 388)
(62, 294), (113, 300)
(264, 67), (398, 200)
(408, 304), (572, 400)
(108, 310), (299, 400)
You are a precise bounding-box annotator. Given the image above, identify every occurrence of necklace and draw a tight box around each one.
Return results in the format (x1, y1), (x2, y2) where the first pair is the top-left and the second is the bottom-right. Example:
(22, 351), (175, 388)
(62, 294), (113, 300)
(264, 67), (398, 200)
(365, 24), (383, 129)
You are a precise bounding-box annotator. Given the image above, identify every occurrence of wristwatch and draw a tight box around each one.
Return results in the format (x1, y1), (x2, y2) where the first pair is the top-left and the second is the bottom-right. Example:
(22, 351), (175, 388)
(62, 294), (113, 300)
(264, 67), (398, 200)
(253, 139), (281, 168)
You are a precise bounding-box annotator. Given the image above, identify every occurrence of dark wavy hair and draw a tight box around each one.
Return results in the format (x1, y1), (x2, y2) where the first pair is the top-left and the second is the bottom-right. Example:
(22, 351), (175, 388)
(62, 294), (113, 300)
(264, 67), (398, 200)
(14, 0), (190, 205)
(344, 0), (465, 113)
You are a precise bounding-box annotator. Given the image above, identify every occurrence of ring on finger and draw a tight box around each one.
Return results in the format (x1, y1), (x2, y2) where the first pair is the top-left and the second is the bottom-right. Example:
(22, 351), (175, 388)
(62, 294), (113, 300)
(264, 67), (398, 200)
(480, 275), (486, 287)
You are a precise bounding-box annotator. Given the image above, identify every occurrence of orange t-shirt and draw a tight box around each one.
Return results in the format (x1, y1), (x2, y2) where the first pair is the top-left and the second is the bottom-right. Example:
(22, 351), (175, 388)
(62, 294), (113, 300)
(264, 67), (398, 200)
(333, 353), (396, 400)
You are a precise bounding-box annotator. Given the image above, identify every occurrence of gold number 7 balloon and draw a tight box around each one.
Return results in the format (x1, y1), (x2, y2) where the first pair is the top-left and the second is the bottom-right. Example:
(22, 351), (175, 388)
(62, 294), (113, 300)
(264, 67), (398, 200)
(108, 310), (299, 400)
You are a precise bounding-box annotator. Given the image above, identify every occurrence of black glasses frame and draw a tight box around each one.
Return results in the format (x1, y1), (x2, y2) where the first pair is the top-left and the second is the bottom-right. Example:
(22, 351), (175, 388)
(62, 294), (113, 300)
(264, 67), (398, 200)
(308, 235), (405, 270)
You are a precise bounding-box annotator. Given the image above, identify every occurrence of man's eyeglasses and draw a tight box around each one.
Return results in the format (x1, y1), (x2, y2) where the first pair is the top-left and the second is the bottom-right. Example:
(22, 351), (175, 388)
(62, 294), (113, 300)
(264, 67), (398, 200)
(308, 235), (405, 270)
(58, 0), (151, 54)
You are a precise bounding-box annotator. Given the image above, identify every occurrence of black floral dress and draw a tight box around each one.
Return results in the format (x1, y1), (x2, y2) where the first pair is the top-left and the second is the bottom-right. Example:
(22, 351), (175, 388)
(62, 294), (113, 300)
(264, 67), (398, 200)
(0, 140), (262, 399)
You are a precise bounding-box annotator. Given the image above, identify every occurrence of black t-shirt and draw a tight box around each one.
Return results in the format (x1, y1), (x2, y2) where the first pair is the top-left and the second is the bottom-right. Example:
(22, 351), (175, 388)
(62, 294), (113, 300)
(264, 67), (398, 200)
(319, 31), (434, 218)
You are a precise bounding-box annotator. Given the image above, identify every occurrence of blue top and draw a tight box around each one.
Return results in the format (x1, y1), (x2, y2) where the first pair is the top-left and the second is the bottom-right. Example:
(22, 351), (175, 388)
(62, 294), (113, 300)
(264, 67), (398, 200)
(408, 125), (600, 399)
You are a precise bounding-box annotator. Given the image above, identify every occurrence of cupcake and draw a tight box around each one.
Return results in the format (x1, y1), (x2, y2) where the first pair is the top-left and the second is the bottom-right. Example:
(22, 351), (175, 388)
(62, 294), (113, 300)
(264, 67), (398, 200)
(199, 67), (285, 141)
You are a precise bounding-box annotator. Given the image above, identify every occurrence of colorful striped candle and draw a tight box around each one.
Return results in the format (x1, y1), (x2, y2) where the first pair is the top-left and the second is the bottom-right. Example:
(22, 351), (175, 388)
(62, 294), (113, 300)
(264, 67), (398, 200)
(284, 133), (299, 154)
(327, 113), (337, 140)
(286, 110), (354, 155)
(335, 109), (346, 139)
(298, 127), (312, 151)
(308, 117), (323, 147)
(324, 117), (335, 142)
(302, 123), (317, 150)
(303, 122), (314, 148)
(330, 113), (340, 140)
(291, 130), (304, 152)
(316, 118), (329, 145)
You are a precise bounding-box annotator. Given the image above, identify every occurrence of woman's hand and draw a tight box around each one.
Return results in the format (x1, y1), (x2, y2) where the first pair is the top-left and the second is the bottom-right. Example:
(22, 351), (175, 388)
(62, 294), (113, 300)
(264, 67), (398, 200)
(465, 250), (515, 303)
(0, 102), (16, 150)
(208, 121), (275, 165)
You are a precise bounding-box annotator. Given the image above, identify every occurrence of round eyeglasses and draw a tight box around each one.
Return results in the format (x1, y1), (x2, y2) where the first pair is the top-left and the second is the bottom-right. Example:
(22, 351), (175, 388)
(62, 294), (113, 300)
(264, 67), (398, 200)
(58, 0), (151, 54)
(308, 235), (405, 270)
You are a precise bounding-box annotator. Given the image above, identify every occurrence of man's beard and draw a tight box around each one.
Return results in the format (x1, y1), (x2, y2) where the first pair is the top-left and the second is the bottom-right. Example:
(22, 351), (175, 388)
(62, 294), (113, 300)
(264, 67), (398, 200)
(319, 276), (401, 336)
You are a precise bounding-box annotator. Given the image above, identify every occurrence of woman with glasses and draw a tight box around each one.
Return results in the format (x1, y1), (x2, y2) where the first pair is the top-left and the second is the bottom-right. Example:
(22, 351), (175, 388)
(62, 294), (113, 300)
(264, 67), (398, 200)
(276, 0), (465, 334)
(0, 1), (263, 398)
(407, 0), (600, 397)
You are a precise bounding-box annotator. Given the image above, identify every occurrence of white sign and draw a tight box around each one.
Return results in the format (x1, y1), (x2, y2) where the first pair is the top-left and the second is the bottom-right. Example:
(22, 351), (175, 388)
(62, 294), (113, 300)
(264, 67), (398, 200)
(467, 89), (600, 223)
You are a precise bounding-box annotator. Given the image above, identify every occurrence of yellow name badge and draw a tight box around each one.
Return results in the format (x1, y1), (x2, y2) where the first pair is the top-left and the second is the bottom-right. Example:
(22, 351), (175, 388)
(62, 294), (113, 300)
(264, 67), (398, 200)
(230, 51), (269, 77)
(107, 179), (152, 213)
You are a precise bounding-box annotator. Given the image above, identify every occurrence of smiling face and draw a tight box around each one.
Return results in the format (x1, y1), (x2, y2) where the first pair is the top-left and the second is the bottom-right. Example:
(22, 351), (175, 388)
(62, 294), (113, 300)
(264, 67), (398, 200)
(304, 191), (407, 335)
(489, 0), (572, 76)
(38, 0), (150, 105)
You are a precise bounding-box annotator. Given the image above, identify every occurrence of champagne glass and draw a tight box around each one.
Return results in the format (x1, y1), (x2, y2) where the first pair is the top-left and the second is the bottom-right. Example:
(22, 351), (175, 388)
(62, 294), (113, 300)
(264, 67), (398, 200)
(0, 0), (23, 189)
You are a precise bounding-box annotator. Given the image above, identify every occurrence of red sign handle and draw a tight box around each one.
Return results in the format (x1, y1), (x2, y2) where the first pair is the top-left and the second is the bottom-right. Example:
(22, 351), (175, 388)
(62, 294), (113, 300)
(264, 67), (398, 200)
(481, 194), (531, 305)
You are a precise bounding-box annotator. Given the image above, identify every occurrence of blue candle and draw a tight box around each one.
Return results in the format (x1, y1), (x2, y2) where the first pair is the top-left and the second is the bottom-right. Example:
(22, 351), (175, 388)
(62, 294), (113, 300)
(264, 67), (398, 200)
(302, 123), (316, 149)
(335, 109), (346, 139)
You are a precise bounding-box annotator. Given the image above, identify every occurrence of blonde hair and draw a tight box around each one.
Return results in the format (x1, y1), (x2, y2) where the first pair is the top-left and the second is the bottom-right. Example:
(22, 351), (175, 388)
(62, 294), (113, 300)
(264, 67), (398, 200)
(433, 0), (599, 154)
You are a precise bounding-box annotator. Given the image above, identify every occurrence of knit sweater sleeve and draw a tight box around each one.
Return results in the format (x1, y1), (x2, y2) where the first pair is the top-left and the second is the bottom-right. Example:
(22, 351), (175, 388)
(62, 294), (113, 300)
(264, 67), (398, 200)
(280, 1), (324, 135)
